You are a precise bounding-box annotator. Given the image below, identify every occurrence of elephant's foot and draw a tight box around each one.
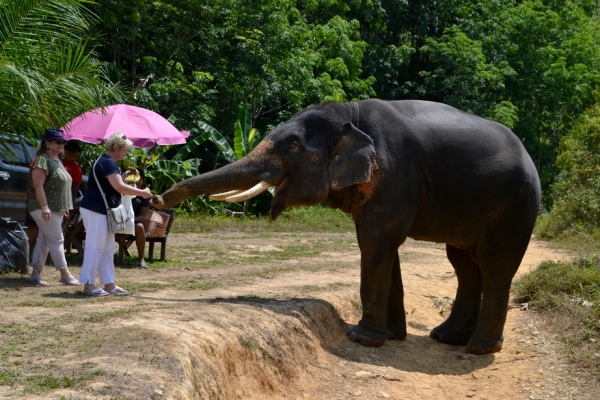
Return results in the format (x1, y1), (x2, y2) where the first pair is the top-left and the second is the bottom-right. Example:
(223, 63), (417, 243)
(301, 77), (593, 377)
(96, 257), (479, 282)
(430, 321), (474, 345)
(465, 333), (504, 355)
(385, 320), (407, 340)
(347, 322), (387, 347)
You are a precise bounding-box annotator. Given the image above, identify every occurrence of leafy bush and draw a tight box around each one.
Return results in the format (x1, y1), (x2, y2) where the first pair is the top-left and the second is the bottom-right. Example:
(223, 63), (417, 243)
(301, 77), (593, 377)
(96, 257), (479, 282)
(513, 258), (600, 372)
(514, 259), (600, 308)
(538, 104), (600, 238)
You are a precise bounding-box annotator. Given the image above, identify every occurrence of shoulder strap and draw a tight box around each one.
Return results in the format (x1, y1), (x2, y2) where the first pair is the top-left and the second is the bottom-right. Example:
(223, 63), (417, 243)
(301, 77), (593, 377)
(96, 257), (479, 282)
(93, 157), (111, 211)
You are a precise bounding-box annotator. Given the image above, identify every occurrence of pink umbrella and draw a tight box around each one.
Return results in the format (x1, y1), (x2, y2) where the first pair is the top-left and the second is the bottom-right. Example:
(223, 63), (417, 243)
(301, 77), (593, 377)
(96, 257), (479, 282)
(61, 104), (189, 148)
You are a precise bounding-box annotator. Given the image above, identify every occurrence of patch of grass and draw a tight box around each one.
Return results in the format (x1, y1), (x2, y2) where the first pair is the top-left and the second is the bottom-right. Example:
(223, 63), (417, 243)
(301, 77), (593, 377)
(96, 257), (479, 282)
(224, 244), (322, 264)
(238, 336), (260, 351)
(17, 300), (77, 308)
(327, 282), (353, 289)
(15, 300), (44, 307)
(513, 257), (600, 373)
(240, 266), (296, 279)
(350, 298), (363, 313)
(296, 282), (351, 292)
(26, 372), (75, 390)
(299, 284), (322, 291)
(83, 308), (136, 323)
(0, 368), (21, 385)
(188, 281), (221, 290)
(173, 205), (354, 234)
(125, 281), (171, 293)
(273, 206), (354, 231)
(1, 370), (85, 395)
(2, 287), (22, 292)
(88, 369), (106, 376)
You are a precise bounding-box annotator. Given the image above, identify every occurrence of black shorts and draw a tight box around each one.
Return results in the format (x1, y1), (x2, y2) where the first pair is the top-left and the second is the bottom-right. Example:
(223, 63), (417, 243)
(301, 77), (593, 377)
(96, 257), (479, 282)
(24, 204), (37, 227)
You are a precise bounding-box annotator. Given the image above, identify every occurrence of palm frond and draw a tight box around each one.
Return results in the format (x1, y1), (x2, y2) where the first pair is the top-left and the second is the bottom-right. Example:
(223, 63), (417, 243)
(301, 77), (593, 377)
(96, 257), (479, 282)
(0, 0), (121, 142)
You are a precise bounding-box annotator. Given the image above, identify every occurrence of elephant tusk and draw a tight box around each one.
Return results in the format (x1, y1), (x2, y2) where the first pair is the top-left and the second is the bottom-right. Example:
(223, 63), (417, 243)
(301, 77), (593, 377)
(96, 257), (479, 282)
(209, 190), (245, 201)
(224, 181), (271, 202)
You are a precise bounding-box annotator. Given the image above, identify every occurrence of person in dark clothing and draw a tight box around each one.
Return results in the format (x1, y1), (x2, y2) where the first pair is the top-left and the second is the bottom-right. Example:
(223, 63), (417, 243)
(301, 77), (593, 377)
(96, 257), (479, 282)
(125, 169), (151, 268)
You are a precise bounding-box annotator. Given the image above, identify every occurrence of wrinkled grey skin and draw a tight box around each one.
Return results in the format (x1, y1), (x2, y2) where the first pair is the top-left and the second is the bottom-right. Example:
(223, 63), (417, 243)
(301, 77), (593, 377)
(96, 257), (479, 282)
(153, 99), (541, 355)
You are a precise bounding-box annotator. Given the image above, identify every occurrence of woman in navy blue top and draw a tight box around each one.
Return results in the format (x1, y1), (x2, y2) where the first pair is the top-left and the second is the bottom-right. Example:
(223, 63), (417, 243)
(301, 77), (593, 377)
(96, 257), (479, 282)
(78, 133), (152, 297)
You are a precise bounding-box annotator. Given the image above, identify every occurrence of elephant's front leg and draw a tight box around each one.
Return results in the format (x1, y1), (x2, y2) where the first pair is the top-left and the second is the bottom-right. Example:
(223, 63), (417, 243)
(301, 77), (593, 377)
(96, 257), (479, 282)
(385, 252), (407, 340)
(347, 227), (403, 347)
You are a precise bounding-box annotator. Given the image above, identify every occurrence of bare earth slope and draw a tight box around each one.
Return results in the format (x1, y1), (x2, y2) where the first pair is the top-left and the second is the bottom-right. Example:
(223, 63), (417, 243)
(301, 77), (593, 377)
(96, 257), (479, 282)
(1, 232), (598, 399)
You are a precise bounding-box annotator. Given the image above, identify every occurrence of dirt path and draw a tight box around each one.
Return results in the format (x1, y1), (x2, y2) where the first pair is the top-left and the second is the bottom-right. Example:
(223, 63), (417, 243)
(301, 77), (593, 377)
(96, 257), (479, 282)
(0, 232), (597, 399)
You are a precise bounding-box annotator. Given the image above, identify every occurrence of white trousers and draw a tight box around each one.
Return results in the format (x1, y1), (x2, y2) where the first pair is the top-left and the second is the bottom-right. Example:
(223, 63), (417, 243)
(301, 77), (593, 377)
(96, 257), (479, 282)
(79, 208), (115, 286)
(30, 209), (68, 271)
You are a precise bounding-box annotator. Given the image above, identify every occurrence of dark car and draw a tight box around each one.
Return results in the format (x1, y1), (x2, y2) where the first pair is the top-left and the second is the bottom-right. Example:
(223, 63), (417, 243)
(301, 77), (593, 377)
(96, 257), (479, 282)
(0, 138), (34, 222)
(0, 137), (87, 223)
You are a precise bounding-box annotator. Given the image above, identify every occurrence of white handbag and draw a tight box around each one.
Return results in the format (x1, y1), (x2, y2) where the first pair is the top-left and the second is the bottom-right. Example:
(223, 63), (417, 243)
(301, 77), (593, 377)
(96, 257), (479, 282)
(93, 158), (135, 235)
(120, 195), (136, 235)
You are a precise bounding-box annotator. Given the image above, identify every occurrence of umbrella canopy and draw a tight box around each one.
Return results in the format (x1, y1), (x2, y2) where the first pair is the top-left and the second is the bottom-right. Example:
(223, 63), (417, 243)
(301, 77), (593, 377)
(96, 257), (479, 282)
(62, 104), (189, 148)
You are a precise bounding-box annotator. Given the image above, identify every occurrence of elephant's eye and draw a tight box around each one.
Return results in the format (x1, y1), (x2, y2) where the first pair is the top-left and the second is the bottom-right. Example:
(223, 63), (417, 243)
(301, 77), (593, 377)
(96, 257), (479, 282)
(289, 142), (300, 152)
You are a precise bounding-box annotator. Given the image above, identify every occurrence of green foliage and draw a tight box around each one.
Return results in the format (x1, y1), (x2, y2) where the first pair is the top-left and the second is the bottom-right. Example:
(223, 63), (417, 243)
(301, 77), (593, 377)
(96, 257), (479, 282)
(186, 107), (269, 213)
(419, 25), (517, 122)
(349, 0), (600, 206)
(0, 0), (122, 146)
(202, 107), (265, 163)
(514, 259), (600, 307)
(145, 158), (201, 194)
(199, 121), (236, 164)
(89, 0), (374, 153)
(538, 104), (600, 237)
(513, 257), (600, 372)
(234, 107), (260, 160)
(83, 0), (600, 213)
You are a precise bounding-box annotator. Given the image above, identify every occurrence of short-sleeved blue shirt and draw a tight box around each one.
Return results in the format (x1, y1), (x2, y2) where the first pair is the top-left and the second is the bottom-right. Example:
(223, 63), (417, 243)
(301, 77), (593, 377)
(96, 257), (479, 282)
(80, 154), (121, 215)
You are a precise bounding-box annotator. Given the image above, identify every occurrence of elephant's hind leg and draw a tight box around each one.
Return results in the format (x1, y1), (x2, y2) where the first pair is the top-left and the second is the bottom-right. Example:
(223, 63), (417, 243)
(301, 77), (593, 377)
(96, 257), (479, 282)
(430, 245), (482, 345)
(465, 234), (529, 354)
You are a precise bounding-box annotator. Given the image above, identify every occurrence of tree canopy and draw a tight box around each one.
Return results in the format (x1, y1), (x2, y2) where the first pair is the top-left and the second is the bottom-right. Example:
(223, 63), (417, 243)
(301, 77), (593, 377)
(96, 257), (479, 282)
(3, 0), (600, 212)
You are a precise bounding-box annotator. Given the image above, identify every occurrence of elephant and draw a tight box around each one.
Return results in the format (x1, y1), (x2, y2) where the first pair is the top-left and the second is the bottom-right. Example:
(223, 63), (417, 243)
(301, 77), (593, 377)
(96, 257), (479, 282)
(153, 99), (541, 355)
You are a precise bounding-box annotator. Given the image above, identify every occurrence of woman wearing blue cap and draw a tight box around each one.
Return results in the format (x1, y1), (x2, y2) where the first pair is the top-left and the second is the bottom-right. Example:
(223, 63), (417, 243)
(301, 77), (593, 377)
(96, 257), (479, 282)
(27, 128), (82, 287)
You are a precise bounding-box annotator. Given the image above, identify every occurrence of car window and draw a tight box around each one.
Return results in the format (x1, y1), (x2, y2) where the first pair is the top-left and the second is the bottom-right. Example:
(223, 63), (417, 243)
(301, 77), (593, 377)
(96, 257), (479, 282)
(0, 140), (34, 167)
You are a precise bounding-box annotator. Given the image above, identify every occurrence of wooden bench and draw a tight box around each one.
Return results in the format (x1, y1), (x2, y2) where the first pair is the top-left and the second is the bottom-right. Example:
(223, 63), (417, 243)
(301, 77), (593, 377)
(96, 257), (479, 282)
(115, 209), (176, 267)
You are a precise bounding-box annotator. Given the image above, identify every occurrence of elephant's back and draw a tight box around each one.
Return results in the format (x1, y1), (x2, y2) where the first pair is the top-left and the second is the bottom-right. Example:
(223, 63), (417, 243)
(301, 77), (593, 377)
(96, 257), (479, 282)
(362, 99), (534, 178)
(360, 99), (540, 241)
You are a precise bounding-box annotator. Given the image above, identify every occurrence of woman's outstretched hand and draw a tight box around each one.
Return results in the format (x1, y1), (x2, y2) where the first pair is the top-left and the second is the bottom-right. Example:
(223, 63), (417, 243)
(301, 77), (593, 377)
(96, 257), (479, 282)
(140, 188), (152, 199)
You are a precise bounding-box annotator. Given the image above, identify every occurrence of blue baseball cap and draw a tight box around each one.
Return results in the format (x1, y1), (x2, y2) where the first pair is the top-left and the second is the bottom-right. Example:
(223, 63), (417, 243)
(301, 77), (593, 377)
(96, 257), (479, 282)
(42, 128), (66, 142)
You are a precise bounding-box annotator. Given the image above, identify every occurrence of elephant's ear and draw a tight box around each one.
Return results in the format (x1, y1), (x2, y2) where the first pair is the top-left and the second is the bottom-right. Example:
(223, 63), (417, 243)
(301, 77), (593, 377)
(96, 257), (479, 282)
(329, 123), (376, 190)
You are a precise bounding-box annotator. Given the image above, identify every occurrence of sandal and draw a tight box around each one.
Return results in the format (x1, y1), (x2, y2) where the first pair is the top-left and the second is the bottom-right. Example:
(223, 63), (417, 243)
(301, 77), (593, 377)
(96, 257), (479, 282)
(83, 288), (109, 297)
(27, 276), (48, 286)
(59, 276), (83, 286)
(107, 286), (129, 296)
(138, 261), (148, 269)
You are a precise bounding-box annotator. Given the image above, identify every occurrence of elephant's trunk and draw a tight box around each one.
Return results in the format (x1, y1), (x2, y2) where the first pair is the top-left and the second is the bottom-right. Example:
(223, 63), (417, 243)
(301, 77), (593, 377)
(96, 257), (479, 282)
(152, 159), (264, 209)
